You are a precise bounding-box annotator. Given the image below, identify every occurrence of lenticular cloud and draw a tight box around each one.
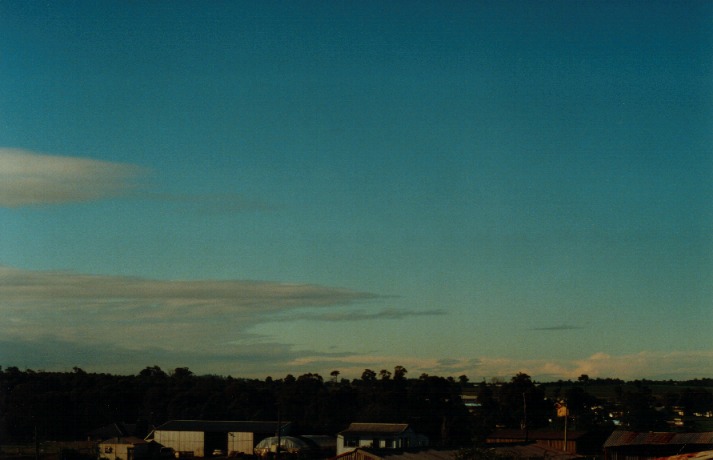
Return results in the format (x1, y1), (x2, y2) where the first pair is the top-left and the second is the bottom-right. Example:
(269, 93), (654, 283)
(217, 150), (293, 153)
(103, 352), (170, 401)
(0, 148), (144, 207)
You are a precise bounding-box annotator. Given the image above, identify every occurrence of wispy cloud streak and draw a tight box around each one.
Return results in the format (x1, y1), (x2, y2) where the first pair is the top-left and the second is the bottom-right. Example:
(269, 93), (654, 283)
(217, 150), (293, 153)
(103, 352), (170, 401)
(268, 307), (446, 322)
(530, 324), (585, 331)
(0, 148), (145, 207)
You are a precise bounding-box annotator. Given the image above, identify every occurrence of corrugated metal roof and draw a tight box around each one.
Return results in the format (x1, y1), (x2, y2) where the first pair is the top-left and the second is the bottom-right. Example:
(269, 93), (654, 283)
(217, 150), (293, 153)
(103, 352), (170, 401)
(604, 432), (713, 448)
(340, 423), (411, 435)
(156, 420), (290, 434)
(657, 450), (713, 460)
(490, 443), (583, 459)
(334, 446), (582, 460)
(380, 449), (460, 460)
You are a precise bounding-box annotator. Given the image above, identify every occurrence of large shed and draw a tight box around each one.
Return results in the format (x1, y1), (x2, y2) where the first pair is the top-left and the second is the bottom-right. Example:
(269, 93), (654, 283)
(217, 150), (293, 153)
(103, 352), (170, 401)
(150, 420), (291, 457)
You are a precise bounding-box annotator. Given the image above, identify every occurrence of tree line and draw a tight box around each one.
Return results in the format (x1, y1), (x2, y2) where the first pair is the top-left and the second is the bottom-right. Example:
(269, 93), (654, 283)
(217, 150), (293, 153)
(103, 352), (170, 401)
(1, 366), (711, 446)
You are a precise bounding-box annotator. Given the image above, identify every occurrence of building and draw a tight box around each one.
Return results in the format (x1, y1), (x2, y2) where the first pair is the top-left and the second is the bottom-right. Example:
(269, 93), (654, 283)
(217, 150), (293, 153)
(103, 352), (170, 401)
(336, 423), (425, 456)
(149, 420), (291, 457)
(603, 431), (713, 460)
(485, 429), (607, 456)
(332, 445), (581, 460)
(98, 436), (147, 460)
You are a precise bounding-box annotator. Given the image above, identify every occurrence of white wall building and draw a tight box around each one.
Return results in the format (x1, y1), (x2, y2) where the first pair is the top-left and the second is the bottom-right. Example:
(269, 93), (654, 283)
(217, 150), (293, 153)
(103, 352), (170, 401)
(149, 420), (291, 457)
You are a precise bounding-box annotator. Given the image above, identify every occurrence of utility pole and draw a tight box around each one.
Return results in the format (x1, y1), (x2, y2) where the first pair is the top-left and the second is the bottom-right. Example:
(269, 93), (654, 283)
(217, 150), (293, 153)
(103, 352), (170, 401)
(556, 400), (569, 452)
(563, 411), (568, 452)
(34, 425), (39, 460)
(522, 393), (528, 442)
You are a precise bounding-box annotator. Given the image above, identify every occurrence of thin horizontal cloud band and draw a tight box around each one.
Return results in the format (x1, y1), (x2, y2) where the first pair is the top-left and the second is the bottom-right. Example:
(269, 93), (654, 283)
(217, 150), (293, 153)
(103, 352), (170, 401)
(0, 266), (379, 310)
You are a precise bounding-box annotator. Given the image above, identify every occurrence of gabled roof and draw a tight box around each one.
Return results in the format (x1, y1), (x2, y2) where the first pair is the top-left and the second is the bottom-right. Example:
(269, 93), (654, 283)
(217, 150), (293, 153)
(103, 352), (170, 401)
(604, 431), (713, 448)
(89, 422), (137, 440)
(99, 436), (148, 446)
(155, 420), (290, 434)
(339, 423), (411, 436)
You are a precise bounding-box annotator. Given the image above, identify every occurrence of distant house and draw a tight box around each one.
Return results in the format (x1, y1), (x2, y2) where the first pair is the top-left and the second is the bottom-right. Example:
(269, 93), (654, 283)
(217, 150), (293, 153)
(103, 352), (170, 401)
(98, 436), (147, 460)
(149, 420), (291, 457)
(603, 431), (713, 460)
(336, 423), (425, 456)
(486, 429), (606, 456)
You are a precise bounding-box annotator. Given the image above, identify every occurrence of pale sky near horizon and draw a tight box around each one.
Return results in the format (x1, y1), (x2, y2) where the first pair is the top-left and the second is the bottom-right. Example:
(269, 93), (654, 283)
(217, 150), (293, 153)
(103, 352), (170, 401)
(1, 0), (712, 381)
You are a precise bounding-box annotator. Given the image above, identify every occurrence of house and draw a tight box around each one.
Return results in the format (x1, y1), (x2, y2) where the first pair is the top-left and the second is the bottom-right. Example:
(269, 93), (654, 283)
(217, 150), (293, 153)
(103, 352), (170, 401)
(98, 436), (148, 460)
(603, 431), (713, 460)
(336, 423), (425, 456)
(148, 420), (291, 457)
(486, 428), (606, 455)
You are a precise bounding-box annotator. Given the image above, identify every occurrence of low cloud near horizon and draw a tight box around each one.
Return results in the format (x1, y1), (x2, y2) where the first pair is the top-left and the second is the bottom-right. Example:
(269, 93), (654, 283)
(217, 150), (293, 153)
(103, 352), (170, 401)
(0, 265), (412, 375)
(1, 266), (711, 380)
(0, 148), (145, 207)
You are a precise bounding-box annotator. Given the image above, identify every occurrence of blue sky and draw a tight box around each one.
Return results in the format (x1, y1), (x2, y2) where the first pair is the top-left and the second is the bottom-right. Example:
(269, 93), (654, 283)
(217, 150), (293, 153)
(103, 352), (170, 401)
(1, 0), (711, 381)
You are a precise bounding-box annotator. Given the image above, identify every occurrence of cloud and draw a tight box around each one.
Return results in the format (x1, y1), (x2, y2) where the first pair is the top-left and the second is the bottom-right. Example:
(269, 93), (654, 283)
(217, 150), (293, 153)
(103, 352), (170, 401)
(2, 266), (711, 381)
(530, 323), (585, 331)
(421, 352), (713, 382)
(0, 149), (273, 214)
(275, 351), (713, 382)
(0, 266), (379, 364)
(266, 307), (446, 322)
(0, 148), (145, 207)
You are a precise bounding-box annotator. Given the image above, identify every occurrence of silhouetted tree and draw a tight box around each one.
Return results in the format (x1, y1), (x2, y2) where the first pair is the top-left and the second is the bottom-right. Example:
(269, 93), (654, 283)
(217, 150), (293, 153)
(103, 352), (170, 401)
(619, 381), (667, 431)
(497, 373), (549, 430)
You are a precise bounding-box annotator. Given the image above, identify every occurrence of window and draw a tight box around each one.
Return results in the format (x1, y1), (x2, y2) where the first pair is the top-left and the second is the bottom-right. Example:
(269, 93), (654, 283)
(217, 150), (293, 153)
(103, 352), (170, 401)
(345, 437), (359, 447)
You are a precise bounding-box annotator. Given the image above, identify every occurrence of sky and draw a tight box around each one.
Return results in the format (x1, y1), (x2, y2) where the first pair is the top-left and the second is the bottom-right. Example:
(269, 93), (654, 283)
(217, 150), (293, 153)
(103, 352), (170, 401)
(1, 0), (712, 382)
